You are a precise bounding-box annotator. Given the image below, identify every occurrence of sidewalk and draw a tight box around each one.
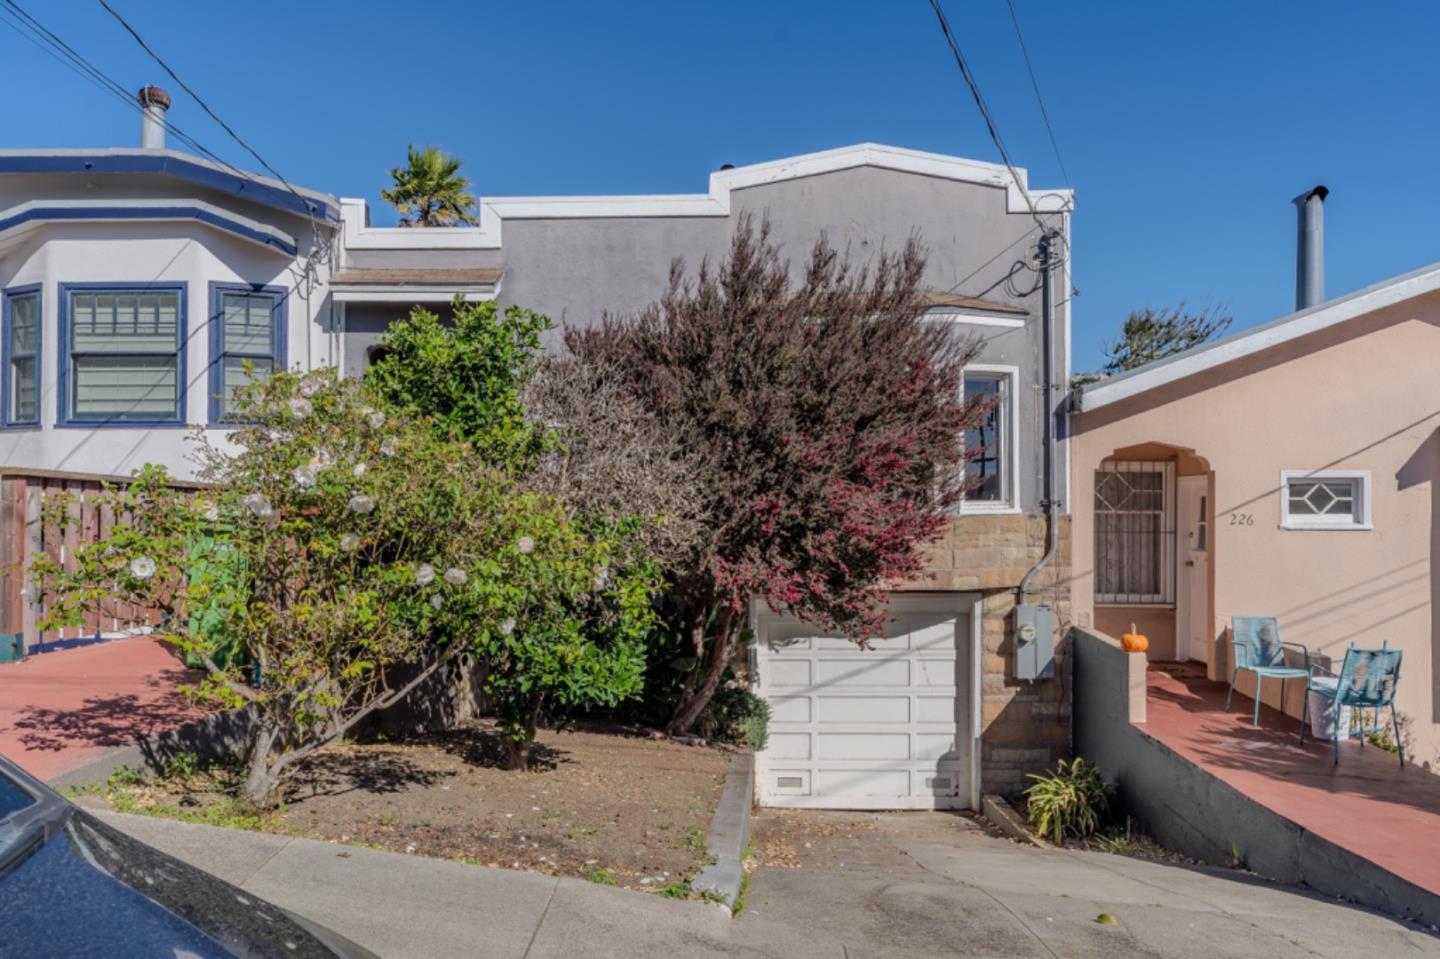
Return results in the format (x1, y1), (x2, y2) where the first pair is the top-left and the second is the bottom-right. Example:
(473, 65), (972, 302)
(0, 638), (201, 780)
(88, 807), (735, 959)
(91, 804), (1440, 959)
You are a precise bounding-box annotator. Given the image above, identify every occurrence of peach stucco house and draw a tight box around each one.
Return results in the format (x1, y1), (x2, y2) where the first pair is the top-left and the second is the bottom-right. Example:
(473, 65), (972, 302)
(1070, 259), (1440, 761)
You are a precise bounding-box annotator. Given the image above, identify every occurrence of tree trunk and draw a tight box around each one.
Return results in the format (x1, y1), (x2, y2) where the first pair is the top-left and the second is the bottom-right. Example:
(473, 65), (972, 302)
(501, 695), (545, 770)
(667, 608), (737, 736)
(242, 724), (281, 808)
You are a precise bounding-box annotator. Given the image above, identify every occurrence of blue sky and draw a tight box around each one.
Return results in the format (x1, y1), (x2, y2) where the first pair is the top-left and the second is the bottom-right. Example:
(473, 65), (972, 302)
(4, 0), (1437, 371)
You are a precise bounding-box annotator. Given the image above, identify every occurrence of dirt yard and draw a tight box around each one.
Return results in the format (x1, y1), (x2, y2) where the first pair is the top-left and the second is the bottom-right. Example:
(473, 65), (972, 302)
(98, 721), (732, 891)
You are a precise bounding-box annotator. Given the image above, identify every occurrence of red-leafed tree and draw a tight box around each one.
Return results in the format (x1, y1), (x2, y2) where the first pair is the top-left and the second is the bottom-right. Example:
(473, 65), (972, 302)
(567, 217), (986, 735)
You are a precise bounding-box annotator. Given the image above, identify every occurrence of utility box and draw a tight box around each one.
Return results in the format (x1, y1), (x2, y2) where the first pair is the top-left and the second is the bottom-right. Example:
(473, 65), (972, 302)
(1013, 605), (1055, 680)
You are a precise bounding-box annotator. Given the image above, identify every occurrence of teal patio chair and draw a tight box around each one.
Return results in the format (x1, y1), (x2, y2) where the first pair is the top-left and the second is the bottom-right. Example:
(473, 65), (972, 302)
(1301, 644), (1404, 766)
(1227, 616), (1311, 728)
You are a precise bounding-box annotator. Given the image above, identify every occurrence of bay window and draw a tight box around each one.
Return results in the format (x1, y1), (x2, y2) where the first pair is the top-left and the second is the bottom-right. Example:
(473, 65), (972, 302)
(209, 285), (285, 422)
(62, 286), (184, 424)
(4, 287), (39, 426)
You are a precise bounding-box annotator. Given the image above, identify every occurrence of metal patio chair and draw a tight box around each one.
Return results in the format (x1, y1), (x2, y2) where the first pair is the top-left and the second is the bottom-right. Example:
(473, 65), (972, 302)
(1301, 644), (1405, 766)
(1227, 616), (1310, 729)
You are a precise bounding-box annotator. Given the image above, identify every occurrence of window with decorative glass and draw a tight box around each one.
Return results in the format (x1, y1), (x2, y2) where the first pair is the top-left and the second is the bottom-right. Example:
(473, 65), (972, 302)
(65, 288), (183, 423)
(212, 289), (282, 421)
(1094, 460), (1175, 604)
(4, 290), (39, 426)
(1280, 471), (1370, 529)
(962, 369), (1012, 509)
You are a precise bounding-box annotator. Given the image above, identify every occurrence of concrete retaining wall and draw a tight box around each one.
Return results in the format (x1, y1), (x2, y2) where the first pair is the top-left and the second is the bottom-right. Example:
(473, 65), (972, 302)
(1073, 626), (1440, 927)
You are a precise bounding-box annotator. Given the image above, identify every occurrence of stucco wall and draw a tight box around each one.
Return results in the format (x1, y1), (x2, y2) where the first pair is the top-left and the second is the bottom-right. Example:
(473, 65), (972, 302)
(413, 164), (1073, 512)
(0, 219), (330, 481)
(1072, 298), (1440, 760)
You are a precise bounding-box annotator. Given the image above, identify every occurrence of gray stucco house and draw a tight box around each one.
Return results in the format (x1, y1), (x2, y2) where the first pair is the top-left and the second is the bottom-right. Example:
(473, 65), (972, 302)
(0, 89), (1073, 805)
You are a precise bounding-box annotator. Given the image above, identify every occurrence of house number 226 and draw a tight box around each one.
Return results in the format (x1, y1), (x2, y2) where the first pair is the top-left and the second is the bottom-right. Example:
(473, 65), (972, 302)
(1229, 513), (1254, 526)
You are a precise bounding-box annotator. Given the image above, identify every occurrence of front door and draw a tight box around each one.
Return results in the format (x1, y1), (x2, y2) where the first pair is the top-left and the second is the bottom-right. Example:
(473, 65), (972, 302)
(1176, 475), (1210, 663)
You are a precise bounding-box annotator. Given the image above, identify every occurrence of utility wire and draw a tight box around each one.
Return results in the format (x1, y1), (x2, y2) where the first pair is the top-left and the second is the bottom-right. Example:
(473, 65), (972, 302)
(1004, 0), (1071, 191)
(925, 0), (1052, 232)
(95, 0), (322, 224)
(0, 0), (301, 217)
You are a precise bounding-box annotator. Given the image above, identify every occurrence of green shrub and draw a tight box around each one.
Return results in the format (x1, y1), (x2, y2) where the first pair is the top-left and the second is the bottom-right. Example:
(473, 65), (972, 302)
(694, 682), (769, 751)
(1024, 757), (1109, 845)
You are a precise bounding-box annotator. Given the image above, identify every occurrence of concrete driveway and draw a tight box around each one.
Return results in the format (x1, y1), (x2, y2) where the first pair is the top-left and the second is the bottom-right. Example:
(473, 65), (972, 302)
(92, 805), (1440, 958)
(733, 810), (1440, 958)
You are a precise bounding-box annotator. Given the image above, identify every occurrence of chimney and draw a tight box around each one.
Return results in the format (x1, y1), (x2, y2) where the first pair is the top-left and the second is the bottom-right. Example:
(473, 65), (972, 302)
(137, 86), (171, 150)
(1293, 184), (1328, 311)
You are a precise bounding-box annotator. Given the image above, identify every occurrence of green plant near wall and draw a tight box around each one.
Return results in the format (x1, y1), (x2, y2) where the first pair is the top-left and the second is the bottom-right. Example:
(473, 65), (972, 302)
(1024, 757), (1109, 845)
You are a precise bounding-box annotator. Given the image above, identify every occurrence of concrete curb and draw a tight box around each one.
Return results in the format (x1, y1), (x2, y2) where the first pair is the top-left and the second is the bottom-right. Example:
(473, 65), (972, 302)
(691, 751), (754, 914)
(981, 793), (1048, 848)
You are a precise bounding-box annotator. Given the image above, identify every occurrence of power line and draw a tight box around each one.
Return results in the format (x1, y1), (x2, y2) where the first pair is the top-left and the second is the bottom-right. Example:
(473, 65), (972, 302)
(95, 0), (321, 223)
(925, 0), (1068, 262)
(0, 0), (297, 214)
(1004, 0), (1071, 191)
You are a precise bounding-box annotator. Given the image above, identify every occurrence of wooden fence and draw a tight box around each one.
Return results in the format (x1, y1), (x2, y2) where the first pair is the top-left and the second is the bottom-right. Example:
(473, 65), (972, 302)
(0, 469), (196, 652)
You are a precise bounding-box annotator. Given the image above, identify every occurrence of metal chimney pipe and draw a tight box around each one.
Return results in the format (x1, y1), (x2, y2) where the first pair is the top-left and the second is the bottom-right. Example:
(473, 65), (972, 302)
(137, 86), (171, 150)
(1293, 185), (1328, 310)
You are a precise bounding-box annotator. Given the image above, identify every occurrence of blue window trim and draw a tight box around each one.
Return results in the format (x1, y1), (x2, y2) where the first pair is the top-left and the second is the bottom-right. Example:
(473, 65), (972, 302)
(0, 206), (298, 257)
(57, 281), (189, 429)
(207, 281), (288, 426)
(1, 283), (42, 429)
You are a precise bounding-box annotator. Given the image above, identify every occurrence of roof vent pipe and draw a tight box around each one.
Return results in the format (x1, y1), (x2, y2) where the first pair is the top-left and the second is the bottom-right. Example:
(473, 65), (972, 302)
(1293, 184), (1328, 311)
(137, 86), (171, 150)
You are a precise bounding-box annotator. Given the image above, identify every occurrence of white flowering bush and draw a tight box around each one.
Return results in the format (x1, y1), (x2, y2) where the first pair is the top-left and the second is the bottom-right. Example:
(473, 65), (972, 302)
(34, 368), (661, 798)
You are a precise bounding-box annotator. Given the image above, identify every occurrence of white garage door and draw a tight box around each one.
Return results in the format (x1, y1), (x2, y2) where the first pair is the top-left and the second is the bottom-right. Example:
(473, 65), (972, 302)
(753, 593), (978, 810)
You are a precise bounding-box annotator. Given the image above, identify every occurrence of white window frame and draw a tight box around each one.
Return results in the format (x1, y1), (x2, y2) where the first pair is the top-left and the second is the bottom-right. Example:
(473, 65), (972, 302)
(959, 364), (1020, 515)
(1279, 470), (1372, 531)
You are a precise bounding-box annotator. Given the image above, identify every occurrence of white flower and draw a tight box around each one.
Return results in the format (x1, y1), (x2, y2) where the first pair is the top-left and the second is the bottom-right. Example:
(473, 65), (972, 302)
(444, 567), (468, 586)
(129, 556), (157, 580)
(339, 533), (361, 553)
(288, 397), (313, 419)
(200, 501), (220, 522)
(299, 375), (323, 398)
(243, 493), (273, 518)
(415, 563), (436, 586)
(366, 409), (386, 429)
(499, 617), (516, 636)
(380, 438), (398, 458)
(292, 465), (317, 489)
(517, 536), (535, 555)
(348, 494), (376, 515)
(430, 594), (444, 611)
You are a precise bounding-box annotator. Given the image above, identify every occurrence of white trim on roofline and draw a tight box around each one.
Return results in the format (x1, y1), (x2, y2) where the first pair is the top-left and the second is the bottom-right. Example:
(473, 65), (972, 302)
(339, 143), (1073, 253)
(1076, 259), (1440, 412)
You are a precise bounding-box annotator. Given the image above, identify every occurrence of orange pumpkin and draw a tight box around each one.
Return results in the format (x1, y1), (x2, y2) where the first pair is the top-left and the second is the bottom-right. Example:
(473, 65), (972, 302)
(1121, 623), (1149, 654)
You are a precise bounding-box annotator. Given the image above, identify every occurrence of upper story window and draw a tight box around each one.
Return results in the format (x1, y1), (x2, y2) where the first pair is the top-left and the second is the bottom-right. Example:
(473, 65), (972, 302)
(961, 367), (1016, 511)
(1280, 470), (1371, 530)
(3, 287), (40, 427)
(210, 285), (285, 422)
(62, 286), (185, 425)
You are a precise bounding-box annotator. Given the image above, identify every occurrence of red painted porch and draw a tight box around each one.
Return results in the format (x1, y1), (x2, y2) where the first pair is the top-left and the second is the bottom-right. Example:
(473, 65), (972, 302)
(1146, 665), (1440, 901)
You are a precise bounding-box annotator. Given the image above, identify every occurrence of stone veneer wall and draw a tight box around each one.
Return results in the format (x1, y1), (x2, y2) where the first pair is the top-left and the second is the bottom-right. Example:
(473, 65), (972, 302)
(896, 513), (1073, 797)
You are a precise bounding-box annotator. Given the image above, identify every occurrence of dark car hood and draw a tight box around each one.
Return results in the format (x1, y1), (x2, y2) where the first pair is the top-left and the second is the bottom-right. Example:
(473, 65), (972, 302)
(0, 806), (375, 958)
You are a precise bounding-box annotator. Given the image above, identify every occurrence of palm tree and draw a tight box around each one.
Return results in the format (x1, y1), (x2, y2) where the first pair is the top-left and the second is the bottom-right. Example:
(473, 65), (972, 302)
(381, 145), (478, 227)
